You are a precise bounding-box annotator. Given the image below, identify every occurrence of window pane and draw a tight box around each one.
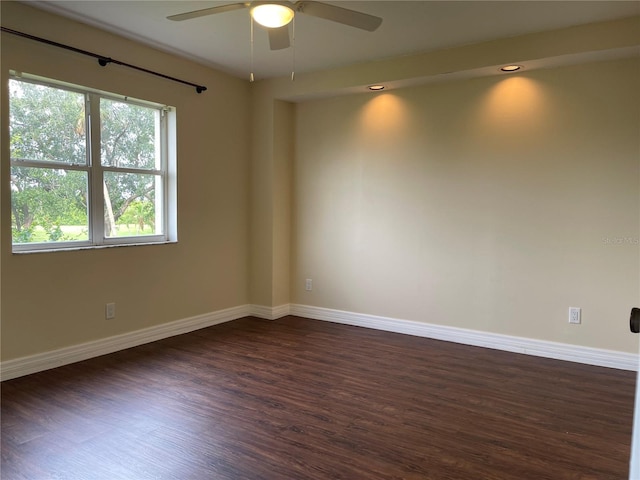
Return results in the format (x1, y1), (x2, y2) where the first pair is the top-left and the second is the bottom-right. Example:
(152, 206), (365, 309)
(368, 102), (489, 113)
(101, 99), (160, 170)
(11, 167), (89, 244)
(104, 171), (163, 238)
(9, 80), (86, 165)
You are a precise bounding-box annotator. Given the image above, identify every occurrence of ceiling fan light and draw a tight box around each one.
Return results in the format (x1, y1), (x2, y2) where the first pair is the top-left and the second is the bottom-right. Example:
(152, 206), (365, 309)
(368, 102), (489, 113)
(250, 3), (295, 28)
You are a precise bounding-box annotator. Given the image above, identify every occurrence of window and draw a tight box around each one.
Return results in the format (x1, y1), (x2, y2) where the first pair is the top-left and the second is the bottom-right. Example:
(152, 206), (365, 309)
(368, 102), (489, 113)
(9, 73), (176, 252)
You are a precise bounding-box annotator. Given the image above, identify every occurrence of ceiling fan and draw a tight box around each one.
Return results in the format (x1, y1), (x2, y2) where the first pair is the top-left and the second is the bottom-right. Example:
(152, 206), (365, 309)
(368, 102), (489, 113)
(167, 1), (383, 51)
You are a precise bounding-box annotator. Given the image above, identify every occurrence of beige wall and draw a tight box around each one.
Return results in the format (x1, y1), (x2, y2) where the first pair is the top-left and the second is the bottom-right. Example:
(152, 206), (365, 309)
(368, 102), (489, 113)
(1, 3), (639, 364)
(271, 101), (294, 307)
(292, 58), (640, 353)
(248, 90), (275, 306)
(248, 94), (294, 308)
(1, 2), (251, 360)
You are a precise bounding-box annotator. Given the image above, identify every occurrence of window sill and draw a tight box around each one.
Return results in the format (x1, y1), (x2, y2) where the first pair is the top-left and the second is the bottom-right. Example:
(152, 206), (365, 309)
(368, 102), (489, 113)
(12, 240), (178, 255)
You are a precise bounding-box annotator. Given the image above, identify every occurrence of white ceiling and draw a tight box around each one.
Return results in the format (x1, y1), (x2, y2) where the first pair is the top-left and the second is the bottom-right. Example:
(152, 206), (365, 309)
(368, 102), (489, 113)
(27, 1), (640, 80)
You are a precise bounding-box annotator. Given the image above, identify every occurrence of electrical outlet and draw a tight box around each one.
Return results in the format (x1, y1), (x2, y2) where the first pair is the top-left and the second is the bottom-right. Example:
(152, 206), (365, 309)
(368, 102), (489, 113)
(106, 303), (116, 320)
(305, 279), (312, 291)
(569, 307), (581, 324)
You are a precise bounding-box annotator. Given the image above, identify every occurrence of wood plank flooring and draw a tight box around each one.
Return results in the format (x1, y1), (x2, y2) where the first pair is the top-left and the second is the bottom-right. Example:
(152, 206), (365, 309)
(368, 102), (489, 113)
(1, 316), (636, 479)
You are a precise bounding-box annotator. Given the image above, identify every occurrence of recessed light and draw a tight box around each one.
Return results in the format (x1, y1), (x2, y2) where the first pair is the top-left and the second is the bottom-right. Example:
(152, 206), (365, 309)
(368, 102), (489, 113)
(368, 85), (385, 91)
(500, 65), (522, 72)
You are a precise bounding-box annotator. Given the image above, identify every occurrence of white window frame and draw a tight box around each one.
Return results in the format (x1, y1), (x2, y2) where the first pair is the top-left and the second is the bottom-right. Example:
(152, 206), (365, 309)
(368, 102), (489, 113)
(9, 72), (177, 253)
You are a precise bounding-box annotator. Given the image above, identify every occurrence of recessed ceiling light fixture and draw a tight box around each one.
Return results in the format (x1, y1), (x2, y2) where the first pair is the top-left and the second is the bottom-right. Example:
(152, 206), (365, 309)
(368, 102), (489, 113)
(250, 2), (295, 28)
(500, 65), (522, 72)
(368, 85), (385, 91)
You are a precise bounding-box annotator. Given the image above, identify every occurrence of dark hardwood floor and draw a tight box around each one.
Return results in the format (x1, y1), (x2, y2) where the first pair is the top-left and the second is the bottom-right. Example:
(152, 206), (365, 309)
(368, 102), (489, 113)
(1, 316), (636, 479)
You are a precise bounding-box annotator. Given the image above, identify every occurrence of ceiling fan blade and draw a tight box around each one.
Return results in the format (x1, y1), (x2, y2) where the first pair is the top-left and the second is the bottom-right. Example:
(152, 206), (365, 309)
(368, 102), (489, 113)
(268, 26), (290, 50)
(167, 3), (247, 22)
(295, 1), (382, 32)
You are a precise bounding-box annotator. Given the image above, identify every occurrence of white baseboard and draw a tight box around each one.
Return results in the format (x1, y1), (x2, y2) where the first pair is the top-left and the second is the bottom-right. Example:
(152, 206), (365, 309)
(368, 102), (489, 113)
(289, 304), (639, 371)
(249, 304), (291, 320)
(0, 304), (252, 381)
(3, 302), (636, 381)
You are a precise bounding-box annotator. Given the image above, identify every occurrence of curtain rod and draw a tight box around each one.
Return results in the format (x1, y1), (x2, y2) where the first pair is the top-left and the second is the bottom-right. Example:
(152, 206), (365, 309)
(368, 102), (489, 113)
(1, 27), (208, 94)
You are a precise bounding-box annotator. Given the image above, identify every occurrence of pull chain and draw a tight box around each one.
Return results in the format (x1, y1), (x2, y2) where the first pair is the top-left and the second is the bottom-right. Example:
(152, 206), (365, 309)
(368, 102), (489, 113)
(291, 16), (296, 81)
(250, 16), (255, 82)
